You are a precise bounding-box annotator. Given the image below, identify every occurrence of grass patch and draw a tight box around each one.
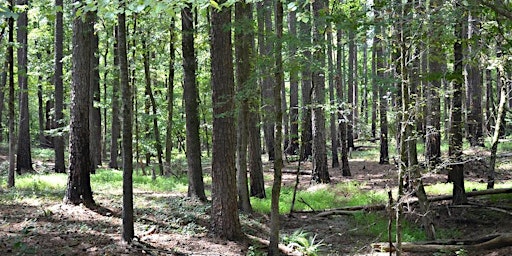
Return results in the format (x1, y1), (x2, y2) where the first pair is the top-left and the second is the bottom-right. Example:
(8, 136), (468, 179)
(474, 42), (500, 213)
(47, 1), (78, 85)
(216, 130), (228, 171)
(92, 169), (189, 193)
(251, 181), (387, 214)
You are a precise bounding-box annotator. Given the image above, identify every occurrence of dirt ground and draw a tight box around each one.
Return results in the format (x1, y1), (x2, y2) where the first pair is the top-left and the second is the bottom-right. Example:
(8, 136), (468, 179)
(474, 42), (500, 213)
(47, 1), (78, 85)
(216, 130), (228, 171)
(1, 147), (511, 256)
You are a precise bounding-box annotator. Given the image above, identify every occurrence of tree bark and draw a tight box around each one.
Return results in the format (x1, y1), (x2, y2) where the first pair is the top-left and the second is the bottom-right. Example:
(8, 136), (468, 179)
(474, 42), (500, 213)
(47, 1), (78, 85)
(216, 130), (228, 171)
(311, 0), (330, 184)
(299, 3), (313, 161)
(182, 5), (206, 201)
(449, 0), (467, 205)
(16, 0), (34, 175)
(90, 31), (101, 170)
(375, 1), (389, 165)
(165, 21), (175, 168)
(109, 26), (121, 169)
(286, 9), (299, 156)
(64, 1), (95, 207)
(269, 2), (284, 254)
(328, 27), (339, 168)
(7, 0), (15, 187)
(488, 84), (507, 189)
(54, 0), (65, 173)
(235, 0), (254, 212)
(210, 2), (242, 240)
(336, 29), (351, 177)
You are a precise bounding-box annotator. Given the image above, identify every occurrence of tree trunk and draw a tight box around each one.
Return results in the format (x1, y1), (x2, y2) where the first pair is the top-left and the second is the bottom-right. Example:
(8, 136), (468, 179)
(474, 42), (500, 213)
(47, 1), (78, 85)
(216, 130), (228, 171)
(165, 21), (175, 167)
(90, 31), (102, 170)
(449, 0), (467, 205)
(235, 0), (254, 213)
(311, 0), (329, 183)
(375, 2), (389, 165)
(210, 2), (242, 240)
(286, 9), (299, 156)
(259, 0), (275, 161)
(182, 5), (207, 201)
(336, 29), (351, 177)
(269, 2), (284, 254)
(64, 2), (95, 207)
(16, 0), (34, 175)
(7, 0), (15, 187)
(118, 6), (134, 242)
(328, 27), (339, 168)
(109, 26), (121, 169)
(488, 84), (507, 189)
(54, 0), (65, 173)
(299, 4), (313, 161)
(466, 11), (484, 147)
(347, 30), (355, 149)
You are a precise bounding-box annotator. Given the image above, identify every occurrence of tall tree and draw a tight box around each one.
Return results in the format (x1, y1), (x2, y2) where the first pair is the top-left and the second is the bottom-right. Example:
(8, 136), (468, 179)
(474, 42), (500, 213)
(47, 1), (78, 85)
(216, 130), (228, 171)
(299, 2), (313, 161)
(118, 3), (134, 242)
(16, 0), (34, 174)
(165, 21), (175, 167)
(54, 0), (65, 173)
(259, 0), (275, 161)
(336, 29), (351, 177)
(311, 0), (329, 183)
(347, 29), (355, 149)
(376, 0), (389, 165)
(109, 26), (121, 169)
(210, 2), (242, 240)
(7, 0), (15, 187)
(425, 0), (442, 167)
(449, 0), (467, 205)
(286, 8), (299, 155)
(63, 0), (95, 207)
(269, 1), (283, 254)
(182, 5), (206, 201)
(235, 0), (254, 212)
(328, 27), (339, 168)
(142, 37), (164, 175)
(466, 11), (483, 147)
(90, 30), (102, 169)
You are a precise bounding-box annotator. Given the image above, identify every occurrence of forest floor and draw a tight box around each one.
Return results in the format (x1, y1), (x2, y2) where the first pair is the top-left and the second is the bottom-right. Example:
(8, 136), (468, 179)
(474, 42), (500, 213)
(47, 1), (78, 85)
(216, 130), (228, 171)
(1, 145), (512, 255)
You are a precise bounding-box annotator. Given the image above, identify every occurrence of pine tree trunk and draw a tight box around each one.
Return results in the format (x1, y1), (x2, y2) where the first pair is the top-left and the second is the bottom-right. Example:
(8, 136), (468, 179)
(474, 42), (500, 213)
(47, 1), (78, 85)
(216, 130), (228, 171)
(182, 5), (206, 201)
(328, 27), (339, 168)
(235, 0), (254, 212)
(165, 21), (175, 167)
(90, 32), (102, 170)
(109, 26), (121, 169)
(336, 29), (351, 177)
(210, 2), (242, 240)
(118, 6), (134, 242)
(347, 30), (355, 149)
(286, 9), (299, 155)
(299, 4), (312, 161)
(375, 1), (389, 164)
(311, 0), (329, 183)
(54, 0), (65, 173)
(16, 0), (34, 175)
(466, 11), (483, 147)
(449, 0), (467, 205)
(64, 2), (95, 207)
(269, 2), (283, 254)
(7, 0), (15, 187)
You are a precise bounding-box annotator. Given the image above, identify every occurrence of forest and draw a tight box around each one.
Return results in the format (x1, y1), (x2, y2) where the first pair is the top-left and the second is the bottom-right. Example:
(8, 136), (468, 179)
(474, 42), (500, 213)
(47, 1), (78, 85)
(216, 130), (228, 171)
(1, 0), (512, 255)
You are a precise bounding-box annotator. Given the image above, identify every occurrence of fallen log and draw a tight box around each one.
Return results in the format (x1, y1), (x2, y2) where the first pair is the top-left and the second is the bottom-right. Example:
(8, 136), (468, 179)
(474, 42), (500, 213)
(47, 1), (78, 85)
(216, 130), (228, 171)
(293, 188), (512, 215)
(246, 234), (301, 256)
(372, 233), (512, 253)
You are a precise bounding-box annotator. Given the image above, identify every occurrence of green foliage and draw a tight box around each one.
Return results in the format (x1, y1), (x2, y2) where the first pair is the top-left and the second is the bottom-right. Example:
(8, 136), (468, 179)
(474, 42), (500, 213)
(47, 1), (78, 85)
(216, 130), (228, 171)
(92, 169), (188, 193)
(282, 229), (324, 256)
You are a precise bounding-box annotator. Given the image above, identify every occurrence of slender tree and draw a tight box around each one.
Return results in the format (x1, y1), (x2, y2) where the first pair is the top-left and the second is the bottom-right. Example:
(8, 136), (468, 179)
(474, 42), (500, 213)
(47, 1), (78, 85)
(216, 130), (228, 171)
(286, 8), (299, 155)
(260, 0), (275, 161)
(235, 0), (254, 212)
(118, 3), (134, 242)
(90, 30), (102, 170)
(210, 2), (242, 240)
(16, 0), (34, 174)
(328, 27), (339, 168)
(336, 29), (351, 177)
(109, 26), (121, 169)
(165, 21), (176, 167)
(299, 2), (313, 161)
(63, 0), (95, 207)
(466, 11), (483, 147)
(376, 0), (389, 165)
(269, 1), (283, 254)
(182, 5), (206, 201)
(54, 0), (65, 173)
(449, 0), (467, 205)
(311, 0), (329, 183)
(7, 0), (15, 187)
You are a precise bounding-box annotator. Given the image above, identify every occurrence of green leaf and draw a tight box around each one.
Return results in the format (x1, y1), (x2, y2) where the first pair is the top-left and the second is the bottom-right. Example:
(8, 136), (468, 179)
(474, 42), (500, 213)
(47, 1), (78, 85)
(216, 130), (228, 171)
(210, 0), (220, 11)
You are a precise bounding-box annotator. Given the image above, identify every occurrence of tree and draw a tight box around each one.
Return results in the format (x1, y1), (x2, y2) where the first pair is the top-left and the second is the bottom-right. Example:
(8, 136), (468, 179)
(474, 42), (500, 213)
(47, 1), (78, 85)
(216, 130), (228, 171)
(90, 29), (102, 169)
(375, 0), (389, 165)
(182, 4), (206, 201)
(7, 0), (15, 187)
(165, 21), (175, 167)
(286, 7), (299, 156)
(235, 0), (254, 212)
(311, 0), (329, 183)
(299, 2), (313, 161)
(16, 0), (34, 175)
(118, 3), (134, 242)
(449, 0), (467, 205)
(269, 1), (283, 253)
(63, 0), (95, 207)
(336, 29), (351, 177)
(328, 27), (339, 168)
(109, 26), (121, 169)
(53, 0), (65, 173)
(210, 2), (242, 240)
